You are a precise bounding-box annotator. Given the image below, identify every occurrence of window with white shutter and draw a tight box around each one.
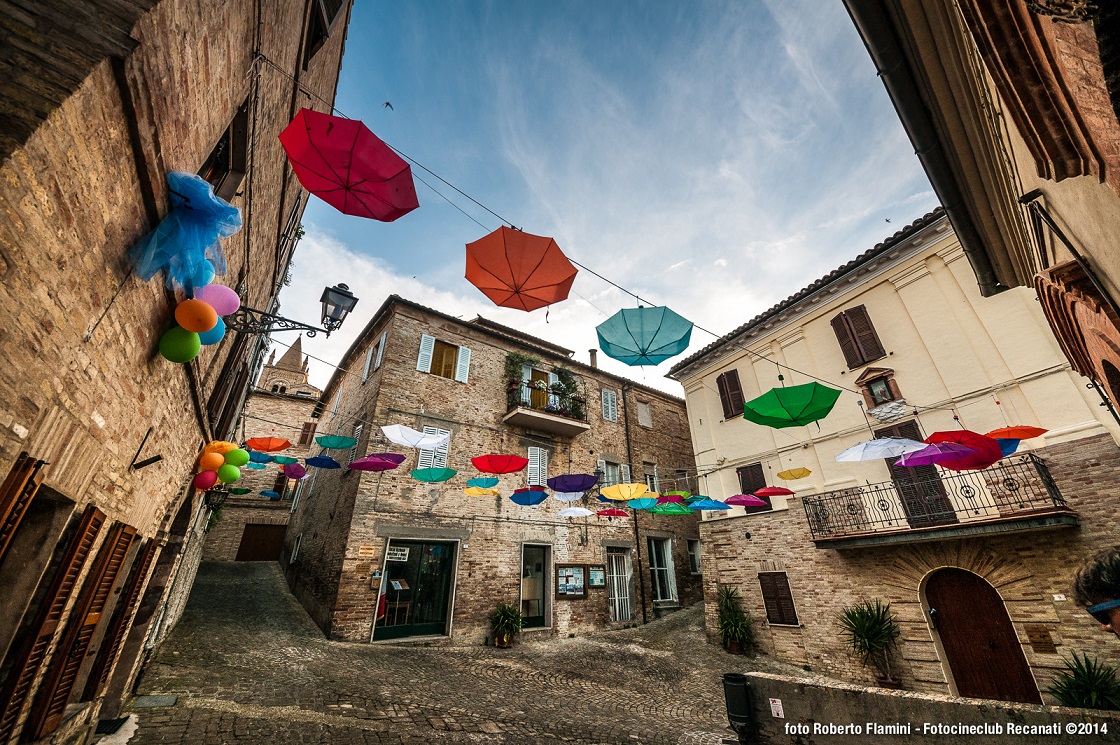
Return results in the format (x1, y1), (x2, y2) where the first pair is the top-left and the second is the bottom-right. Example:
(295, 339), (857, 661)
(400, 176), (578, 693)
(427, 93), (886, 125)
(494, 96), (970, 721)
(417, 334), (470, 383)
(620, 463), (631, 484)
(374, 331), (387, 370)
(362, 345), (375, 381)
(454, 346), (471, 383)
(637, 401), (652, 428)
(644, 463), (659, 492)
(527, 447), (548, 486)
(417, 426), (450, 469)
(601, 389), (618, 422)
(417, 334), (436, 372)
(348, 424), (363, 464)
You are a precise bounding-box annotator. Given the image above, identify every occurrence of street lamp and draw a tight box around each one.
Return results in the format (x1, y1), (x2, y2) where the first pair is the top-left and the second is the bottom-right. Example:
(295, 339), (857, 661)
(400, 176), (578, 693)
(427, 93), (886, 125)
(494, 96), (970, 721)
(224, 283), (358, 338)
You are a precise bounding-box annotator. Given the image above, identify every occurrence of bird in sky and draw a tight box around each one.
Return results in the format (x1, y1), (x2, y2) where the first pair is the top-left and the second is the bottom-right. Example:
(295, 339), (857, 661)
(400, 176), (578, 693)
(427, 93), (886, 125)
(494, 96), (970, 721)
(383, 101), (394, 111)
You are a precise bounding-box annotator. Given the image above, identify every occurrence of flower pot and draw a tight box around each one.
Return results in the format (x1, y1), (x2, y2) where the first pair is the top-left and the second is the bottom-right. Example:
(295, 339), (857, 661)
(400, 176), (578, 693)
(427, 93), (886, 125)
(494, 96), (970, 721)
(726, 640), (743, 655)
(494, 632), (513, 649)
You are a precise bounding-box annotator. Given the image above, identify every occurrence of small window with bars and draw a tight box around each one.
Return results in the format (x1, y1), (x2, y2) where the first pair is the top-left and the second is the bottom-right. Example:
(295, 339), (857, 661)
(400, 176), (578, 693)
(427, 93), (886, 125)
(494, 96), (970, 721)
(758, 571), (799, 626)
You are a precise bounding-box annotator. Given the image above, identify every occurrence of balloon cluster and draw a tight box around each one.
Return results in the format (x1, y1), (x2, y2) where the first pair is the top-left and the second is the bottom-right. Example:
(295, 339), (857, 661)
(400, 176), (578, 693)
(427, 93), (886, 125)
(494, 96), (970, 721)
(193, 440), (249, 490)
(160, 284), (241, 363)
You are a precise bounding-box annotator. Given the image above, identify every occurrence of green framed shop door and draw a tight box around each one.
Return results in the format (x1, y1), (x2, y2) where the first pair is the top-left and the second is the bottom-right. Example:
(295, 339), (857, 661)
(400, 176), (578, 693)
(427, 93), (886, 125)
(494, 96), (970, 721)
(374, 540), (456, 641)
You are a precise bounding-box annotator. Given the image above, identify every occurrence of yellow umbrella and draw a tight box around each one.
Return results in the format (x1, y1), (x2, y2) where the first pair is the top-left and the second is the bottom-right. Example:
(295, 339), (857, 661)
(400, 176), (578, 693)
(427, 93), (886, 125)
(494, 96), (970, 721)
(600, 483), (649, 502)
(777, 467), (811, 481)
(464, 486), (500, 496)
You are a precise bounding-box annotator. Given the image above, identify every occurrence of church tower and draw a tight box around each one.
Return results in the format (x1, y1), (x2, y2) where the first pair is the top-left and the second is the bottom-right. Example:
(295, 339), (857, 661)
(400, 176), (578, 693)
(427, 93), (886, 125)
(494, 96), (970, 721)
(256, 337), (320, 397)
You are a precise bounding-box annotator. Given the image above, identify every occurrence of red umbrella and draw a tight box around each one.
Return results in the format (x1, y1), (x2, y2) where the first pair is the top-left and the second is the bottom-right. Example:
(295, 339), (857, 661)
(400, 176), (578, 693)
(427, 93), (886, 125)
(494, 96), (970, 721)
(597, 508), (629, 518)
(753, 486), (794, 497)
(471, 454), (529, 474)
(465, 226), (577, 311)
(244, 437), (292, 452)
(923, 430), (1003, 471)
(279, 108), (419, 221)
(984, 426), (1047, 440)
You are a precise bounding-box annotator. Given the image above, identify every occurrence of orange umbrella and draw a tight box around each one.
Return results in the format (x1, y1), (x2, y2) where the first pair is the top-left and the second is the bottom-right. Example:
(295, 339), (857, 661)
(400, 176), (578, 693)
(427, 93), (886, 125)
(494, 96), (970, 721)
(244, 437), (292, 452)
(984, 426), (1047, 440)
(465, 226), (577, 311)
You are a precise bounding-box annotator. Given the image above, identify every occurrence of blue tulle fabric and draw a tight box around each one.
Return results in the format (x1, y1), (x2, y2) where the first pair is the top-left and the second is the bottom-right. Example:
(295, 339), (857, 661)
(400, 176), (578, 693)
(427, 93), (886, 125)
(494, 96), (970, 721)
(129, 172), (242, 292)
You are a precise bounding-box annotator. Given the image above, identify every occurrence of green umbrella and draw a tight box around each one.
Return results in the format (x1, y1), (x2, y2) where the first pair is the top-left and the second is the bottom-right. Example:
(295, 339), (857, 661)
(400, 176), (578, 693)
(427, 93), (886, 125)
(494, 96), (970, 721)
(650, 501), (693, 515)
(412, 467), (456, 483)
(742, 382), (841, 429)
(272, 455), (299, 465)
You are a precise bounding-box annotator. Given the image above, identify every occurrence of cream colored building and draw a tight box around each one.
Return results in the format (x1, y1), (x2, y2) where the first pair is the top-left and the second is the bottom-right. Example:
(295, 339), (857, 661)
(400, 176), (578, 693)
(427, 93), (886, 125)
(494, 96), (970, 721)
(668, 209), (1120, 705)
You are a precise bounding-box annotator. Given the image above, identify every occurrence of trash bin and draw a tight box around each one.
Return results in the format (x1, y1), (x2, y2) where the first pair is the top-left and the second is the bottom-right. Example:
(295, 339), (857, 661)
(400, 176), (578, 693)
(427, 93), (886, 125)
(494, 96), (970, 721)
(722, 672), (753, 741)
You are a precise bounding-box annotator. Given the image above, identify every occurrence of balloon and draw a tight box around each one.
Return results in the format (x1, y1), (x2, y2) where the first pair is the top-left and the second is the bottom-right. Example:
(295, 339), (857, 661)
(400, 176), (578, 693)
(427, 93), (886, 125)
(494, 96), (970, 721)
(175, 299), (218, 333)
(193, 284), (241, 316)
(193, 470), (218, 490)
(159, 326), (201, 363)
(203, 440), (238, 455)
(198, 316), (226, 346)
(199, 452), (225, 471)
(217, 464), (241, 483)
(224, 448), (250, 467)
(192, 260), (216, 288)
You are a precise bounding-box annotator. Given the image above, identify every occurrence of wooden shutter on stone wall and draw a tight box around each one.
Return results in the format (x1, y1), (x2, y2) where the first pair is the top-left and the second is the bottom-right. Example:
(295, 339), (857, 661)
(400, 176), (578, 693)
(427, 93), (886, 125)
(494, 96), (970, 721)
(82, 539), (159, 700)
(758, 571), (798, 626)
(0, 452), (46, 565)
(0, 506), (105, 742)
(715, 371), (744, 419)
(736, 463), (771, 513)
(29, 522), (137, 737)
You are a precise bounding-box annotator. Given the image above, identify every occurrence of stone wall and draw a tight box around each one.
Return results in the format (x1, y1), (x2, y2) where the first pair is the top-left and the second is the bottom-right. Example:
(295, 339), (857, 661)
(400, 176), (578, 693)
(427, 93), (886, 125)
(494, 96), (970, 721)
(201, 499), (291, 561)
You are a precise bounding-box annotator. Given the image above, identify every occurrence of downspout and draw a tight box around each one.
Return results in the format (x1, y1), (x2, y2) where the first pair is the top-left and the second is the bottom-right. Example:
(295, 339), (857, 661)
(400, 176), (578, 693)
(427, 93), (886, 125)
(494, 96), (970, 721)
(620, 383), (648, 624)
(842, 0), (1007, 297)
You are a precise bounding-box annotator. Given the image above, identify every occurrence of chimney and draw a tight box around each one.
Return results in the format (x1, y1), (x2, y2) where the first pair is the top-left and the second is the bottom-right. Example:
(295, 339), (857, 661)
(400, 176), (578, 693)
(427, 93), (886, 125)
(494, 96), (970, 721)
(588, 349), (598, 368)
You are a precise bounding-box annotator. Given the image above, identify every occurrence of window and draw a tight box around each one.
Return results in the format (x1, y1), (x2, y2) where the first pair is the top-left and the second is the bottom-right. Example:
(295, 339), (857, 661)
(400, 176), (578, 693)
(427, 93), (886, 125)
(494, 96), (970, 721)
(831, 305), (886, 369)
(416, 334), (471, 383)
(298, 421), (317, 446)
(687, 540), (702, 574)
(637, 401), (653, 428)
(597, 459), (629, 486)
(363, 332), (387, 381)
(363, 345), (375, 381)
(303, 0), (348, 69)
(290, 534), (302, 564)
(528, 447), (548, 486)
(348, 424), (363, 464)
(417, 426), (451, 469)
(854, 367), (902, 409)
(272, 472), (288, 498)
(736, 463), (772, 513)
(716, 370), (745, 419)
(296, 391), (312, 398)
(647, 538), (677, 602)
(198, 99), (248, 202)
(644, 463), (659, 493)
(601, 389), (618, 422)
(290, 480), (303, 513)
(758, 572), (799, 625)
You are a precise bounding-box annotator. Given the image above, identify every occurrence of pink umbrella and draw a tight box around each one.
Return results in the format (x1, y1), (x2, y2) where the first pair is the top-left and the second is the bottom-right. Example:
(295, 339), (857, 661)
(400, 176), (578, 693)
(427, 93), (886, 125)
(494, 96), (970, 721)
(726, 494), (769, 507)
(753, 486), (794, 497)
(896, 442), (976, 467)
(348, 456), (400, 472)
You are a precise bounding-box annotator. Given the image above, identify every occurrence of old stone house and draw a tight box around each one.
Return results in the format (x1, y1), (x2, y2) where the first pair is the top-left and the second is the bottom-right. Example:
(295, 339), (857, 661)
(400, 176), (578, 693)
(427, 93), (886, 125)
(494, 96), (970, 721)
(667, 210), (1120, 705)
(284, 295), (702, 644)
(0, 1), (350, 742)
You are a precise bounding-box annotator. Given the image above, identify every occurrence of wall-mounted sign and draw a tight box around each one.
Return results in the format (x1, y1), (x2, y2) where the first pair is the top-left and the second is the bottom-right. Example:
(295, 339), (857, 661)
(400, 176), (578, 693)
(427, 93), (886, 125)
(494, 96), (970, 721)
(358, 545), (377, 558)
(587, 565), (606, 588)
(386, 546), (410, 562)
(555, 564), (587, 599)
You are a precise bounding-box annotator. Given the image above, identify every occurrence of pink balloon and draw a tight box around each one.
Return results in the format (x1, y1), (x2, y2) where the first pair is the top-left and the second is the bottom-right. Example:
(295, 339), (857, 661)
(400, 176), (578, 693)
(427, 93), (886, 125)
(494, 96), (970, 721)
(193, 470), (218, 490)
(193, 284), (241, 316)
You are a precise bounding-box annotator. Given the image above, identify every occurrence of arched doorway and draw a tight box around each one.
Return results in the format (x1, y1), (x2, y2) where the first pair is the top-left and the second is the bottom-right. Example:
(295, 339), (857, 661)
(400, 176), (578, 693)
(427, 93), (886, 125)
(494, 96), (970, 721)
(924, 568), (1041, 703)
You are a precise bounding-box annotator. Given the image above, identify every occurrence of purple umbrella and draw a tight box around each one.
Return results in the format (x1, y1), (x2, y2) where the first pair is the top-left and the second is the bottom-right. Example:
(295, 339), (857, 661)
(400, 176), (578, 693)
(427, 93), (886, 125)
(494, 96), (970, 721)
(348, 456), (400, 472)
(896, 442), (977, 467)
(547, 473), (599, 492)
(366, 452), (406, 464)
(726, 494), (769, 507)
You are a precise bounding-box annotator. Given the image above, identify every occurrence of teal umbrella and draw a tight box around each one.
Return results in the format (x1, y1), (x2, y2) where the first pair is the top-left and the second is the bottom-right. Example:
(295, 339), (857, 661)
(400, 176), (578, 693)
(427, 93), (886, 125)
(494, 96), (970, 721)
(627, 497), (659, 510)
(742, 382), (842, 429)
(649, 501), (692, 515)
(316, 434), (357, 449)
(596, 306), (693, 366)
(412, 467), (456, 483)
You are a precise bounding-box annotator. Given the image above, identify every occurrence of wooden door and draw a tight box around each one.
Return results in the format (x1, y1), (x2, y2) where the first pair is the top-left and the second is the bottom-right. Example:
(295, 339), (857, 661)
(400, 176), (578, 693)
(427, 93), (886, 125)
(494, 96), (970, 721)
(875, 422), (957, 527)
(925, 568), (1041, 704)
(235, 524), (287, 561)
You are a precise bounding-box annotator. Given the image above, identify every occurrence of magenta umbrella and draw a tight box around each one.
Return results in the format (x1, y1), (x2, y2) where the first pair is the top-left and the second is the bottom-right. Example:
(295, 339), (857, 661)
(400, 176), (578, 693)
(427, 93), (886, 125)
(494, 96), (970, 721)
(348, 456), (400, 472)
(896, 442), (976, 467)
(726, 494), (769, 507)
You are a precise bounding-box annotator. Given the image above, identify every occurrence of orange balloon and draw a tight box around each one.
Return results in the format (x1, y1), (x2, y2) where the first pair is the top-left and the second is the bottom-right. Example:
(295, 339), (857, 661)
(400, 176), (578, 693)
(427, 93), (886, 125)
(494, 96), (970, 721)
(199, 452), (225, 471)
(175, 299), (218, 333)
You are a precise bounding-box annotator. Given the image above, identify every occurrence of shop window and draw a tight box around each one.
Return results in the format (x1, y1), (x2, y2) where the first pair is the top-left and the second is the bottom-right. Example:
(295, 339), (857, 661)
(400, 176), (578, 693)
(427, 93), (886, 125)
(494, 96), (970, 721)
(198, 100), (248, 202)
(716, 369), (745, 419)
(416, 334), (470, 383)
(831, 305), (886, 369)
(736, 462), (772, 513)
(758, 571), (799, 626)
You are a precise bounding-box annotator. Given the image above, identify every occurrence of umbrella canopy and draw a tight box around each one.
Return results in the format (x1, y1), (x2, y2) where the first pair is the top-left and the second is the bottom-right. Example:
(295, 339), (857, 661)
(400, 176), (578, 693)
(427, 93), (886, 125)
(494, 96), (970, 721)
(367, 452), (406, 465)
(315, 434), (357, 449)
(559, 506), (594, 518)
(261, 490), (281, 499)
(511, 488), (548, 506)
(743, 382), (842, 429)
(245, 437), (291, 452)
(245, 462), (266, 470)
(596, 306), (693, 366)
(306, 456), (341, 469)
(600, 483), (649, 502)
(690, 498), (731, 511)
(777, 467), (812, 481)
(754, 486), (795, 497)
(834, 437), (927, 462)
(547, 473), (599, 492)
(464, 486), (500, 496)
(726, 494), (769, 507)
(465, 226), (577, 311)
(985, 426), (1047, 440)
(229, 487), (252, 495)
(273, 455), (298, 465)
(552, 491), (585, 503)
(997, 438), (1021, 457)
(412, 467), (456, 483)
(627, 497), (659, 510)
(649, 501), (692, 515)
(279, 108), (419, 221)
(248, 451), (274, 464)
(381, 424), (451, 450)
(467, 477), (500, 488)
(597, 508), (629, 518)
(348, 457), (400, 472)
(471, 454), (529, 474)
(896, 442), (976, 467)
(657, 493), (685, 504)
(283, 463), (308, 479)
(923, 430), (1004, 471)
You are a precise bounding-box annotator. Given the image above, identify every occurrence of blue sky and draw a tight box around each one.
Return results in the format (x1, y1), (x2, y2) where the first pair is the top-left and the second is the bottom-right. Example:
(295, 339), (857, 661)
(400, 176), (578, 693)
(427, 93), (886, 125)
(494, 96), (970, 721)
(276, 0), (937, 393)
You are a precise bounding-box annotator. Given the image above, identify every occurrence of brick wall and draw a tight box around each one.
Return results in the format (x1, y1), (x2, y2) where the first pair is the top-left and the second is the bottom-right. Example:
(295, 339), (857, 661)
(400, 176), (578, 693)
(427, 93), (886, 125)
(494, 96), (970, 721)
(201, 499), (291, 561)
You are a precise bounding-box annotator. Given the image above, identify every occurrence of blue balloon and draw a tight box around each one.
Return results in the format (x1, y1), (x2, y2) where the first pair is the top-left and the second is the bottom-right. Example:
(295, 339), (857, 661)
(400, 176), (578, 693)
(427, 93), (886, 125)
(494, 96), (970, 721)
(198, 316), (226, 345)
(193, 260), (216, 288)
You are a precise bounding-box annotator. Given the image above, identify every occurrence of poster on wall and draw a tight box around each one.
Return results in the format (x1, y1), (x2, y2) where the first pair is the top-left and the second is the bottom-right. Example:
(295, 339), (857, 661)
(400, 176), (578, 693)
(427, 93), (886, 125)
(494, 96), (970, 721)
(555, 564), (587, 599)
(587, 565), (606, 588)
(385, 546), (410, 561)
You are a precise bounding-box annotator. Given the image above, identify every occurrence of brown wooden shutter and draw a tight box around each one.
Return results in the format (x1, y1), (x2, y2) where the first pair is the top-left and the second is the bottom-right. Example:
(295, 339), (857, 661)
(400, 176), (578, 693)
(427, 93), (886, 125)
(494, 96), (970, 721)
(736, 463), (766, 493)
(757, 572), (782, 624)
(319, 0), (348, 32)
(29, 522), (137, 737)
(846, 306), (885, 363)
(716, 370), (745, 420)
(271, 473), (288, 495)
(298, 422), (317, 446)
(758, 571), (798, 625)
(0, 505), (104, 742)
(82, 539), (159, 701)
(831, 313), (862, 368)
(0, 453), (46, 565)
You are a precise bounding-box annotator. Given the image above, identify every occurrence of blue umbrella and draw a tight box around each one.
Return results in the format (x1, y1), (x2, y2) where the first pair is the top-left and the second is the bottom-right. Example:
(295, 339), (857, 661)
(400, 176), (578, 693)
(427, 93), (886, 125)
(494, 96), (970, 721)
(690, 498), (731, 511)
(596, 306), (693, 366)
(510, 488), (548, 506)
(248, 451), (273, 463)
(245, 462), (266, 470)
(306, 455), (341, 469)
(627, 497), (659, 510)
(996, 438), (1020, 457)
(468, 477), (500, 488)
(261, 490), (281, 499)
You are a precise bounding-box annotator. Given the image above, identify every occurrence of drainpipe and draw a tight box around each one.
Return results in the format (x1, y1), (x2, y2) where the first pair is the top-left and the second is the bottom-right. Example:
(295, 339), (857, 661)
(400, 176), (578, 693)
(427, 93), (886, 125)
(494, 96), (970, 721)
(620, 383), (648, 624)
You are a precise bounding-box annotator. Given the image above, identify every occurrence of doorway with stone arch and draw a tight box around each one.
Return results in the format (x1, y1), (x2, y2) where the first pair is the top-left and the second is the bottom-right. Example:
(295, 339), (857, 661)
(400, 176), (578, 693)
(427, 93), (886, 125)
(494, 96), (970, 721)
(923, 567), (1041, 704)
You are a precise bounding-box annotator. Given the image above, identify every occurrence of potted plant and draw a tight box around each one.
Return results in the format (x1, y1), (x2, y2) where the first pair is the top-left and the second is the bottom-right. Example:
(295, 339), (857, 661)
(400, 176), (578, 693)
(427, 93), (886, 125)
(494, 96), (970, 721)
(1048, 652), (1120, 710)
(837, 599), (902, 688)
(490, 603), (523, 649)
(716, 586), (755, 655)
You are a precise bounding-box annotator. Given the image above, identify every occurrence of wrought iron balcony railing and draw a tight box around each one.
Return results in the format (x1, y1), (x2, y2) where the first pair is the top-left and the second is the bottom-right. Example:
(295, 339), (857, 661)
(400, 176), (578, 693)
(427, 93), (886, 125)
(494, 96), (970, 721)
(802, 453), (1072, 542)
(505, 381), (589, 424)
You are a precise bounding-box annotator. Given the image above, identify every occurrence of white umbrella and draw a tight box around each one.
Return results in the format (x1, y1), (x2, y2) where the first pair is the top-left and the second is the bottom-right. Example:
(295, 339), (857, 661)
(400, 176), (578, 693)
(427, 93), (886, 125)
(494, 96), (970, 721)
(834, 437), (927, 462)
(552, 491), (585, 503)
(559, 507), (594, 518)
(380, 424), (451, 450)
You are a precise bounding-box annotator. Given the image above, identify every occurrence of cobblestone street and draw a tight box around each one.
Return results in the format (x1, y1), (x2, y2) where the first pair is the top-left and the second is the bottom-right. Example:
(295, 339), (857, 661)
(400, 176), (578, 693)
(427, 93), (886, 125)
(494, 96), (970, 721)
(124, 562), (770, 744)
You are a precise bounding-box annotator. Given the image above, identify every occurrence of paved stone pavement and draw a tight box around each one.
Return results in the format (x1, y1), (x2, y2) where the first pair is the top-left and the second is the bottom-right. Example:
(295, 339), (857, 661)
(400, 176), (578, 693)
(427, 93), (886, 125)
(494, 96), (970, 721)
(124, 562), (790, 744)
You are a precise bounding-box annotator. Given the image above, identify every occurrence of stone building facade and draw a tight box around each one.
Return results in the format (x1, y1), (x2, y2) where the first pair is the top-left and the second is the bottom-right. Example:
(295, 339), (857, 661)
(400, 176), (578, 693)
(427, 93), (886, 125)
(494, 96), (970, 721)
(284, 295), (702, 644)
(0, 2), (350, 742)
(668, 211), (1120, 705)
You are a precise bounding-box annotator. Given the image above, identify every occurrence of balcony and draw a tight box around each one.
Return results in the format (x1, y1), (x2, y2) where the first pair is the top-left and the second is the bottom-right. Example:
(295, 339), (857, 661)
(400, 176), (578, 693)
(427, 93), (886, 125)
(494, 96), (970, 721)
(503, 381), (590, 438)
(802, 454), (1078, 549)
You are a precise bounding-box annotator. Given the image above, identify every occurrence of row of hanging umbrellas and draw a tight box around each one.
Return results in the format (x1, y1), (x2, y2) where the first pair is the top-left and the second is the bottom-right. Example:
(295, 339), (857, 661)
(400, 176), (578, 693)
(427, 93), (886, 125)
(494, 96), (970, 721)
(833, 426), (1047, 471)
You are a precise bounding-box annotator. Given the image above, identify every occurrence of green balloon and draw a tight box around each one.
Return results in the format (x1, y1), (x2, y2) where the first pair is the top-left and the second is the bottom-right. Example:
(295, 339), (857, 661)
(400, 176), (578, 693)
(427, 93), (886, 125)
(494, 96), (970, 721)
(216, 464), (241, 483)
(224, 448), (250, 467)
(159, 326), (201, 363)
